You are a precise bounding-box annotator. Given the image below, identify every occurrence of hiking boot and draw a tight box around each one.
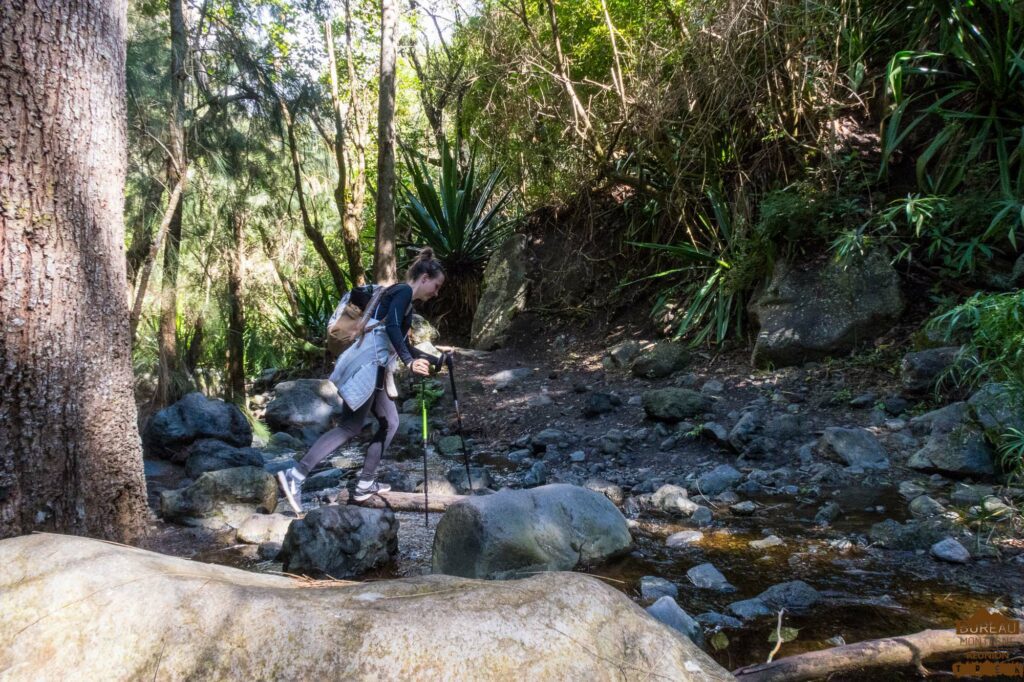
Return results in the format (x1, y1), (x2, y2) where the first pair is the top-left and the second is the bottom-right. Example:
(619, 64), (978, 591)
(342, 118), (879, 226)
(276, 468), (304, 515)
(352, 480), (391, 502)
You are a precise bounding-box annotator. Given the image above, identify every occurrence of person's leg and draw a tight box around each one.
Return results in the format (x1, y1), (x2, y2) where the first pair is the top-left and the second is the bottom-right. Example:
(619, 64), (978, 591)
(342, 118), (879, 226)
(359, 389), (399, 482)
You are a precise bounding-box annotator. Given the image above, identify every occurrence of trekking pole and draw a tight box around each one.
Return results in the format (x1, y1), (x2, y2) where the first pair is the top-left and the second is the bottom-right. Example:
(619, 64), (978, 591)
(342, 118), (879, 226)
(420, 378), (429, 528)
(444, 352), (474, 493)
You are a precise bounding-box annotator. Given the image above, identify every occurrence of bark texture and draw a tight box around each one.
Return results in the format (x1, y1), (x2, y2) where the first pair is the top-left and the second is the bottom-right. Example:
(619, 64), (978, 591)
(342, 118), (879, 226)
(226, 210), (246, 404)
(0, 0), (149, 541)
(374, 0), (399, 284)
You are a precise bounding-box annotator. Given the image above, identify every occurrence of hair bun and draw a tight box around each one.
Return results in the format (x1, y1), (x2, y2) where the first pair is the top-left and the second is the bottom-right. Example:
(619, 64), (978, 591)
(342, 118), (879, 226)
(418, 247), (435, 261)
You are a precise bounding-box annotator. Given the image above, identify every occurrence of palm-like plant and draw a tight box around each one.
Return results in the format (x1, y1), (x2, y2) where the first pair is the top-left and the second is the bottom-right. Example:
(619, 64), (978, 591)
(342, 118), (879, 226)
(399, 137), (514, 338)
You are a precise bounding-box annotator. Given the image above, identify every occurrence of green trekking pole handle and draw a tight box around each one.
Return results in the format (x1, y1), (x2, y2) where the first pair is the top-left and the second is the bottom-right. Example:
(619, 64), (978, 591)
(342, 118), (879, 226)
(420, 378), (429, 528)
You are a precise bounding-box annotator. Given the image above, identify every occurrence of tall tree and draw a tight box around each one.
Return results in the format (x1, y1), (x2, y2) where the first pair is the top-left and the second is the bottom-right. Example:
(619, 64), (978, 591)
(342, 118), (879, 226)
(155, 0), (190, 407)
(374, 0), (399, 283)
(0, 0), (149, 541)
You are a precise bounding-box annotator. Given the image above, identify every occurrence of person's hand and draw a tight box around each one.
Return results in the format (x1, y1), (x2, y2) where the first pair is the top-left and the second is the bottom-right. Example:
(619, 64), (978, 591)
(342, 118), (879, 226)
(411, 358), (431, 376)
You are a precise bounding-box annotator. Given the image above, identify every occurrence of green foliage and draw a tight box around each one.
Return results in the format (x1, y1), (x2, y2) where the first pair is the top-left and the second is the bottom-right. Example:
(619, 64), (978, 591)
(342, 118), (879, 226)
(275, 277), (336, 353)
(415, 379), (445, 413)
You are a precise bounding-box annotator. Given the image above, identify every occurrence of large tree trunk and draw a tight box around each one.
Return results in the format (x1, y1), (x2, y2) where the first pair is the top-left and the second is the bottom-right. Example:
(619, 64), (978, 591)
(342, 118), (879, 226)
(0, 0), (149, 542)
(325, 19), (365, 288)
(374, 0), (399, 284)
(345, 0), (369, 283)
(226, 209), (246, 405)
(155, 0), (189, 408)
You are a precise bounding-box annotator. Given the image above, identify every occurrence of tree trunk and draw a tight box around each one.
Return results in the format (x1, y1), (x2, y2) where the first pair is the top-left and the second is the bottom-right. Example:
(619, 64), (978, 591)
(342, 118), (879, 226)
(374, 0), (399, 284)
(0, 0), (149, 542)
(325, 19), (365, 288)
(155, 0), (189, 408)
(331, 490), (466, 512)
(345, 0), (369, 284)
(226, 209), (246, 405)
(125, 174), (168, 288)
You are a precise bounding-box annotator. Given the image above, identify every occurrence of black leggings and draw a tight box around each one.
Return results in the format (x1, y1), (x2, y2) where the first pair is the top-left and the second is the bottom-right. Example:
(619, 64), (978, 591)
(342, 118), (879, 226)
(295, 372), (399, 480)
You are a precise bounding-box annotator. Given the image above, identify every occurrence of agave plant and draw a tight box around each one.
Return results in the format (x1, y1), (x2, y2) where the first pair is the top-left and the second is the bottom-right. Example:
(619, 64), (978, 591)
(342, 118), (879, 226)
(274, 277), (336, 355)
(399, 137), (514, 338)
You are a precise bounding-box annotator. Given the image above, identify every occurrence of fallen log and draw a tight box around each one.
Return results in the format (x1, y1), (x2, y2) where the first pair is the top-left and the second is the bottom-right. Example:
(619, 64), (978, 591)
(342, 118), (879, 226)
(733, 628), (1024, 681)
(329, 489), (466, 512)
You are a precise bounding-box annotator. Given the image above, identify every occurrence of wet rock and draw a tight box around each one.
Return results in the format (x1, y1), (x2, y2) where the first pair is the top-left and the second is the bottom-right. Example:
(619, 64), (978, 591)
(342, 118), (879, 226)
(642, 389), (710, 422)
(715, 491), (740, 504)
(749, 535), (784, 549)
(728, 598), (771, 620)
(667, 530), (704, 547)
(697, 612), (742, 629)
(901, 347), (961, 394)
(951, 483), (994, 506)
(488, 368), (532, 390)
(631, 342), (690, 379)
(522, 462), (547, 488)
(432, 484), (632, 579)
(643, 485), (701, 516)
(236, 513), (294, 545)
(582, 392), (621, 417)
(640, 576), (678, 601)
(750, 251), (904, 368)
(160, 467), (277, 529)
(908, 402), (994, 476)
(471, 234), (529, 350)
(730, 501), (757, 516)
(646, 597), (704, 647)
(687, 563), (735, 592)
(697, 465), (743, 495)
(183, 439), (264, 479)
(869, 518), (953, 550)
(690, 506), (714, 526)
(507, 449), (533, 464)
(909, 495), (946, 518)
(930, 537), (971, 563)
(817, 428), (889, 470)
(280, 505), (398, 578)
(757, 580), (822, 611)
(728, 411), (761, 451)
(584, 479), (624, 506)
(898, 480), (927, 500)
(143, 392), (253, 461)
(446, 465), (493, 493)
(814, 501), (841, 526)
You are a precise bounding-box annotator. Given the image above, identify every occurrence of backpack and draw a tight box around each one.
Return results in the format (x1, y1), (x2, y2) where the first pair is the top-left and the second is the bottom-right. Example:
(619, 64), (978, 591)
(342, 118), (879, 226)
(326, 284), (386, 357)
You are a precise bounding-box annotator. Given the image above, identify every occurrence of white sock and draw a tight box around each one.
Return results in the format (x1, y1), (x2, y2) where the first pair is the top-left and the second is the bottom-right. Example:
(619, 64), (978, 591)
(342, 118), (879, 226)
(291, 468), (306, 481)
(357, 479), (374, 488)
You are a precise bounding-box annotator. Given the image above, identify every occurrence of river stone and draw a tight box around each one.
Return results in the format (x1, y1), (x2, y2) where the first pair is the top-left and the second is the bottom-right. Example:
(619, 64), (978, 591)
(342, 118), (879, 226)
(749, 535), (784, 549)
(159, 466), (276, 529)
(415, 476), (460, 497)
(471, 234), (529, 350)
(816, 427), (889, 470)
(697, 612), (743, 629)
(522, 462), (547, 488)
(264, 379), (346, 442)
(690, 506), (714, 526)
(969, 383), (1024, 440)
(642, 388), (710, 422)
(183, 438), (265, 479)
(899, 480), (927, 500)
(582, 392), (620, 417)
(750, 251), (904, 368)
(631, 342), (690, 379)
(606, 340), (642, 368)
(901, 347), (961, 394)
(236, 513), (294, 545)
(0, 534), (732, 680)
(488, 367), (532, 390)
(646, 596), (704, 647)
(757, 580), (821, 611)
(931, 537), (971, 563)
(728, 411), (761, 451)
(697, 465), (743, 495)
(437, 435), (465, 457)
(951, 483), (995, 506)
(909, 495), (946, 518)
(279, 505), (398, 578)
(869, 518), (953, 550)
(667, 530), (704, 547)
(640, 576), (679, 601)
(584, 478), (624, 506)
(686, 563), (735, 592)
(814, 501), (841, 526)
(431, 484), (632, 579)
(446, 465), (492, 493)
(532, 428), (570, 451)
(143, 392), (252, 461)
(728, 598), (772, 620)
(907, 402), (995, 476)
(730, 501), (757, 516)
(640, 485), (701, 516)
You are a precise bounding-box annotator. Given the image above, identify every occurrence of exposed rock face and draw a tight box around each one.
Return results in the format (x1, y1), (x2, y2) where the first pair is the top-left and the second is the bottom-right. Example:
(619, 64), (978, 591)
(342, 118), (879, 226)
(471, 235), (529, 350)
(901, 346), (961, 394)
(264, 379), (346, 443)
(143, 392), (252, 461)
(631, 342), (690, 379)
(750, 251), (904, 368)
(184, 438), (265, 479)
(159, 466), (277, 529)
(0, 534), (733, 681)
(432, 484), (632, 579)
(279, 505), (398, 578)
(816, 427), (890, 470)
(907, 402), (995, 476)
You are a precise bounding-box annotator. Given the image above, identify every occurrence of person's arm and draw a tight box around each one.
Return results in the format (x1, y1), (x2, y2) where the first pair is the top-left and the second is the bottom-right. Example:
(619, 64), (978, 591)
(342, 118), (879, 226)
(382, 285), (416, 365)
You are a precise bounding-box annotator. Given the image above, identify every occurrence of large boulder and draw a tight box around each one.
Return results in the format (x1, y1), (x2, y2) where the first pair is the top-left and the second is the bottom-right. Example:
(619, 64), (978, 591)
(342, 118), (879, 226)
(432, 484), (632, 579)
(750, 251), (904, 368)
(631, 342), (690, 379)
(901, 346), (962, 394)
(142, 392), (252, 461)
(816, 427), (889, 470)
(264, 379), (346, 443)
(159, 466), (277, 529)
(968, 383), (1024, 441)
(907, 402), (995, 476)
(279, 505), (398, 578)
(0, 534), (734, 681)
(184, 438), (265, 479)
(642, 388), (710, 422)
(471, 235), (529, 350)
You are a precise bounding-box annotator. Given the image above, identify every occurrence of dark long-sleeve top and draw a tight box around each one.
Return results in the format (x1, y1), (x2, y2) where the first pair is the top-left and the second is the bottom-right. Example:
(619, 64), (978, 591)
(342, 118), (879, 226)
(349, 283), (437, 367)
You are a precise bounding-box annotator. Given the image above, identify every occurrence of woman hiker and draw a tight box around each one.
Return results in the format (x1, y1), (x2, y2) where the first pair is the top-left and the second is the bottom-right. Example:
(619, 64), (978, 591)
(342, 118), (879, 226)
(276, 248), (446, 514)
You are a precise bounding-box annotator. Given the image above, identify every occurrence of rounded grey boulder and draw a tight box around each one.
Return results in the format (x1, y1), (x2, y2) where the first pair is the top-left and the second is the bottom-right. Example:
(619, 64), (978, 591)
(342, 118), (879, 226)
(432, 484), (632, 579)
(143, 392), (252, 461)
(280, 504), (398, 578)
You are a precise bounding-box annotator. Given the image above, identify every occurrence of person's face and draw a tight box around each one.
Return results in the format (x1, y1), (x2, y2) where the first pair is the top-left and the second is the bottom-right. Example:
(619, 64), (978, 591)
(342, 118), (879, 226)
(416, 273), (444, 301)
